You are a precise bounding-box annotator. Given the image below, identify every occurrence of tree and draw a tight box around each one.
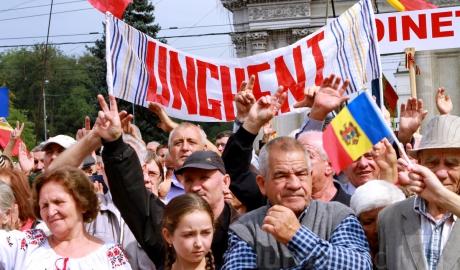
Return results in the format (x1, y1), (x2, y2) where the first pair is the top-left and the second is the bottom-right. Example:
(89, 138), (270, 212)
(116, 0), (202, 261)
(0, 46), (96, 143)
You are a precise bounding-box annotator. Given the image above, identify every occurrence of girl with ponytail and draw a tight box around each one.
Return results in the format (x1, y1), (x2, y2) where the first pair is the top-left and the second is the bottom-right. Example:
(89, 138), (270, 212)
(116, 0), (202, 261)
(162, 193), (215, 270)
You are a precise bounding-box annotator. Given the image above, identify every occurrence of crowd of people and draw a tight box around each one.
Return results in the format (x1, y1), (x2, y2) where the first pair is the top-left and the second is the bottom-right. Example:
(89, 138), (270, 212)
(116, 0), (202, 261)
(0, 75), (458, 270)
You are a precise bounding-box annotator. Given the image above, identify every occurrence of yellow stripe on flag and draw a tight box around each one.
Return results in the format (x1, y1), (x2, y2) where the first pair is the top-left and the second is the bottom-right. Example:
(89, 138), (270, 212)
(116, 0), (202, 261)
(0, 120), (12, 131)
(330, 107), (373, 160)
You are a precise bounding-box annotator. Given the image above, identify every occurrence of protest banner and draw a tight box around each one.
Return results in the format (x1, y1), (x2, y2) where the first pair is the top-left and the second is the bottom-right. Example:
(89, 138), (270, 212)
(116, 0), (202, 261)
(376, 6), (460, 54)
(106, 0), (381, 122)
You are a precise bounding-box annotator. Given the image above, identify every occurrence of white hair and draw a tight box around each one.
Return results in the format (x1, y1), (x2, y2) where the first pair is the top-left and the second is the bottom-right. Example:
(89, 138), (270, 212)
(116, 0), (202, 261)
(0, 181), (15, 217)
(258, 136), (311, 179)
(168, 122), (207, 149)
(297, 131), (329, 161)
(350, 180), (405, 216)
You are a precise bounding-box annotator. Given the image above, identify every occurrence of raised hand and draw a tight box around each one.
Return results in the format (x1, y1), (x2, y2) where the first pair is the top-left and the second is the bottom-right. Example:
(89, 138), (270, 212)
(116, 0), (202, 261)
(309, 74), (350, 121)
(398, 97), (427, 144)
(11, 121), (24, 141)
(18, 142), (34, 173)
(148, 101), (178, 132)
(93, 95), (123, 142)
(242, 86), (287, 135)
(76, 116), (92, 141)
(235, 75), (256, 122)
(262, 121), (277, 143)
(435, 87), (453, 115)
(262, 205), (301, 245)
(293, 85), (319, 109)
(372, 138), (397, 183)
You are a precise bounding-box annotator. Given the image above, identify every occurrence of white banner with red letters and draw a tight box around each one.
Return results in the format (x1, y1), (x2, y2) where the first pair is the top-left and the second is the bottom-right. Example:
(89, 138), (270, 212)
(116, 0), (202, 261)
(376, 6), (460, 54)
(105, 0), (381, 122)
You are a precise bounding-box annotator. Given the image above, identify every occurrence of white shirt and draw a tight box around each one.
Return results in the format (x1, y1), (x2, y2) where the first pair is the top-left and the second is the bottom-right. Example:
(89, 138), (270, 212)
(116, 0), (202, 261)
(0, 229), (132, 270)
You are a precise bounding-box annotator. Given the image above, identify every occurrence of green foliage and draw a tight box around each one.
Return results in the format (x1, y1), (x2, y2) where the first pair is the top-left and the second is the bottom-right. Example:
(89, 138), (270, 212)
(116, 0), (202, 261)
(0, 46), (97, 144)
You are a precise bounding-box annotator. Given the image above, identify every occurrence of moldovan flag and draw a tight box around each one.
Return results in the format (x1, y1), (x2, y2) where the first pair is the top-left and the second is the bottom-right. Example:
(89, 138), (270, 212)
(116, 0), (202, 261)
(0, 118), (21, 156)
(87, 0), (132, 19)
(0, 87), (9, 117)
(322, 91), (394, 173)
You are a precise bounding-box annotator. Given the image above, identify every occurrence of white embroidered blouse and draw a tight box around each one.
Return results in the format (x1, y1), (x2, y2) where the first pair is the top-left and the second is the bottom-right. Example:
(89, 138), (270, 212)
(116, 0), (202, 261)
(0, 229), (132, 270)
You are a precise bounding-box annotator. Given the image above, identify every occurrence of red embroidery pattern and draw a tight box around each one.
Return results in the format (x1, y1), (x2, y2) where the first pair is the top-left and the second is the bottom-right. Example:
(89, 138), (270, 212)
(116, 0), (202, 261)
(19, 229), (47, 251)
(106, 245), (128, 268)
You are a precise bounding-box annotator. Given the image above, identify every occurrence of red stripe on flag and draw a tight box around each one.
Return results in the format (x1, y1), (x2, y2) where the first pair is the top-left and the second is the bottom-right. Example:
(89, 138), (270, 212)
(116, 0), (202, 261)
(399, 0), (437, 11)
(383, 77), (398, 116)
(322, 126), (354, 173)
(0, 129), (21, 156)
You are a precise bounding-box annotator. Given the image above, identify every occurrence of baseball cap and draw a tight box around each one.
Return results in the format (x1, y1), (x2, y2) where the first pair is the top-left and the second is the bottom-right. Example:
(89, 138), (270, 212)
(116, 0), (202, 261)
(40, 135), (77, 151)
(175, 151), (226, 175)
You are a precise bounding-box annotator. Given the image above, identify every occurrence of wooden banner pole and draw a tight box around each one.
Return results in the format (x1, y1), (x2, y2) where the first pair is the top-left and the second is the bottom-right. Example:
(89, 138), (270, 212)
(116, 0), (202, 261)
(405, 47), (417, 98)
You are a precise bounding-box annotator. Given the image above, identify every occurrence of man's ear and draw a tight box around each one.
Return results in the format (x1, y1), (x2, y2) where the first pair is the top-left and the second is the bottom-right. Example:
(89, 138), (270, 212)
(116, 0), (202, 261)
(256, 175), (267, 196)
(325, 161), (334, 177)
(223, 174), (231, 189)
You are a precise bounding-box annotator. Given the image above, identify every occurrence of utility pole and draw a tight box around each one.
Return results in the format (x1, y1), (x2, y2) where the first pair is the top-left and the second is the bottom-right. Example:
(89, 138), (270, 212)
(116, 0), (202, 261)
(41, 0), (54, 140)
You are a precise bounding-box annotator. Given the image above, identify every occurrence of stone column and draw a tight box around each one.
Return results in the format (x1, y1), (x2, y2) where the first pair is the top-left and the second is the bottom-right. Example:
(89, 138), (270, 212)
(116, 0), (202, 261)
(247, 31), (268, 55)
(230, 33), (247, 57)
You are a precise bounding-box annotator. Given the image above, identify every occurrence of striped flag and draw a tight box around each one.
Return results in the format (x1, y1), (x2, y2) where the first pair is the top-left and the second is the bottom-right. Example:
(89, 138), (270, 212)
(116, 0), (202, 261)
(105, 0), (381, 122)
(327, 0), (382, 95)
(323, 91), (394, 173)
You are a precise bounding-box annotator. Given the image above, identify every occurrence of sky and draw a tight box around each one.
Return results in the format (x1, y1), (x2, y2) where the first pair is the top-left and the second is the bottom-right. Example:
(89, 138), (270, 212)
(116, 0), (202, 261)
(0, 0), (234, 58)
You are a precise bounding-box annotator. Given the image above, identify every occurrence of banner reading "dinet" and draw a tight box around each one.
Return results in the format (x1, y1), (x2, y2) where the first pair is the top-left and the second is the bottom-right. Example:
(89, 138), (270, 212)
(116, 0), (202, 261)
(106, 0), (381, 122)
(376, 6), (460, 54)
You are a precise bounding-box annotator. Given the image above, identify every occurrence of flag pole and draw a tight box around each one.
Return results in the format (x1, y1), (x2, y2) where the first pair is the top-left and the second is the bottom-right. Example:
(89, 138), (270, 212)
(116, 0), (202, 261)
(405, 47), (417, 98)
(105, 12), (114, 96)
(41, 0), (54, 141)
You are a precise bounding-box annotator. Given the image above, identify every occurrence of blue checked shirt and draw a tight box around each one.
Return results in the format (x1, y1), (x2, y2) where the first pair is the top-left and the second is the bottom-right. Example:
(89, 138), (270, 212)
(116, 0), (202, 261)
(414, 196), (457, 270)
(222, 215), (372, 269)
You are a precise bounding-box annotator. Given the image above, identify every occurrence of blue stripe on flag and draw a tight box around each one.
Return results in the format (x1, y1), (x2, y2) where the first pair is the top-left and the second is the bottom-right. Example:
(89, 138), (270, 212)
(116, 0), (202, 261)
(0, 87), (9, 117)
(112, 20), (124, 92)
(346, 10), (366, 83)
(334, 21), (359, 93)
(330, 26), (348, 88)
(331, 21), (353, 93)
(362, 0), (381, 78)
(348, 91), (393, 144)
(134, 31), (144, 104)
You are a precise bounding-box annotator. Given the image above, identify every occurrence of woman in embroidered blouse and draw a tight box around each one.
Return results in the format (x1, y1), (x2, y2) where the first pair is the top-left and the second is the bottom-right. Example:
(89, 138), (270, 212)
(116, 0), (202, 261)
(0, 166), (132, 270)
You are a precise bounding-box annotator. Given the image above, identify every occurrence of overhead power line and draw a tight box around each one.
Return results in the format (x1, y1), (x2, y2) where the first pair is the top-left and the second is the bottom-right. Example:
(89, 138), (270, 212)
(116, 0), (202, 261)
(0, 0), (86, 13)
(0, 7), (93, 22)
(0, 41), (97, 48)
(0, 32), (102, 41)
